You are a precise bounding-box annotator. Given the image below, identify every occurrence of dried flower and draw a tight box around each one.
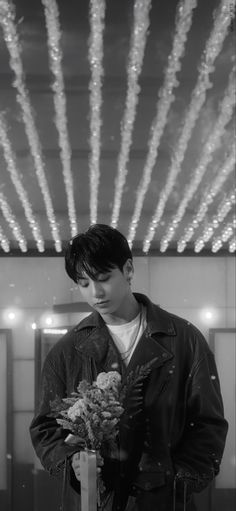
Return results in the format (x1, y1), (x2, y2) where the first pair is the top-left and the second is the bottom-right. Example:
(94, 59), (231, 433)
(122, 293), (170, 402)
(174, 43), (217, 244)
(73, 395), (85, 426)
(50, 360), (157, 453)
(50, 360), (158, 508)
(50, 370), (124, 452)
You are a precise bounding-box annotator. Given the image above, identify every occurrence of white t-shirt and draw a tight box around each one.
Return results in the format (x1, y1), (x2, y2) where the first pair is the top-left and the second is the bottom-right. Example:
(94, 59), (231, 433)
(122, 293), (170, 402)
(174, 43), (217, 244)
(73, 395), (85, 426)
(106, 304), (146, 365)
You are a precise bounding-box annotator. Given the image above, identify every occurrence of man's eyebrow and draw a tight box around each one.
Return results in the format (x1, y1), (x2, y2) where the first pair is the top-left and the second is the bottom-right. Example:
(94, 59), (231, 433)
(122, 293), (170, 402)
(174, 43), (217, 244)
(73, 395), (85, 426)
(96, 270), (111, 277)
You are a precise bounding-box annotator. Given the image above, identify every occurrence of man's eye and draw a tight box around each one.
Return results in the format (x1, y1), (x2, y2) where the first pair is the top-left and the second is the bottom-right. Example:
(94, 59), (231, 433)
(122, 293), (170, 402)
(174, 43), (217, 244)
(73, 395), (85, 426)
(78, 280), (89, 288)
(98, 275), (110, 282)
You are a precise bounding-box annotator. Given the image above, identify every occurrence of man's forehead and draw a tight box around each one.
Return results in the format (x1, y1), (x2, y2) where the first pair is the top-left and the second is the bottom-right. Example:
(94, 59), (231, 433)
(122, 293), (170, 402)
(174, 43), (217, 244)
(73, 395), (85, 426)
(78, 268), (113, 279)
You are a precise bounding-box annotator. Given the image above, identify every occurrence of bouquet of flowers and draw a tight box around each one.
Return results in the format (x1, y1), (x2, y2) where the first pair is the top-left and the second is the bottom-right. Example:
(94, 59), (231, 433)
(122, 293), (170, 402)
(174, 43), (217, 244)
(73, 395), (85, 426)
(50, 371), (124, 509)
(50, 361), (157, 510)
(51, 371), (124, 452)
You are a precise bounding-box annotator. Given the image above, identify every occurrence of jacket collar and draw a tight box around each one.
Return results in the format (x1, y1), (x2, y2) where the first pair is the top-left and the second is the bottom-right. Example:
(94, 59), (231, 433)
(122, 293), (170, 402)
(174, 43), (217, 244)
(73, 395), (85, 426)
(73, 294), (176, 370)
(74, 293), (176, 336)
(134, 293), (176, 336)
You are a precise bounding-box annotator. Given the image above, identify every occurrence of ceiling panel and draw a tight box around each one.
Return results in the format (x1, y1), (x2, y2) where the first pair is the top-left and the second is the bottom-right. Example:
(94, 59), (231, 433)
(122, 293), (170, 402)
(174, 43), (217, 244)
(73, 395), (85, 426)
(0, 0), (235, 256)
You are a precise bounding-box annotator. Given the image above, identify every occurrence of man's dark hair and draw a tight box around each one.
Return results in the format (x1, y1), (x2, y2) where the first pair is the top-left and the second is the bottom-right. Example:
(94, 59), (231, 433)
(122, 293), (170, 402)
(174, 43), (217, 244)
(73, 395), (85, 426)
(65, 224), (132, 283)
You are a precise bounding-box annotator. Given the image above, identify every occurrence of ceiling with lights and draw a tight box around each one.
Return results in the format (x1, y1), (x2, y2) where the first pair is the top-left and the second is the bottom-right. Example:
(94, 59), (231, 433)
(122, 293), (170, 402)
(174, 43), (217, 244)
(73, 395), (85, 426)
(0, 0), (235, 256)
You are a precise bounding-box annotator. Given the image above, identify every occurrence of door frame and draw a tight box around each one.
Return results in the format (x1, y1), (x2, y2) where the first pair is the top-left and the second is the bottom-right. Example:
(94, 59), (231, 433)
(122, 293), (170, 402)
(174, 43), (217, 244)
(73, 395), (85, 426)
(0, 329), (13, 511)
(209, 327), (236, 510)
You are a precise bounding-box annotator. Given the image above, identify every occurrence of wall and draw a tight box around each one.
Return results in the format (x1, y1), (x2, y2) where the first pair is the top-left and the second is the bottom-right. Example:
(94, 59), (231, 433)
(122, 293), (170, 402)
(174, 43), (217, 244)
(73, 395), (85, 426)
(0, 255), (235, 510)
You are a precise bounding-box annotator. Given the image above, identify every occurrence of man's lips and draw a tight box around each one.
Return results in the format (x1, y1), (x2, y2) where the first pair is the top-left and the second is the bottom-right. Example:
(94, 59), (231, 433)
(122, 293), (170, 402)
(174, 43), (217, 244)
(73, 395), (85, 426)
(95, 300), (109, 306)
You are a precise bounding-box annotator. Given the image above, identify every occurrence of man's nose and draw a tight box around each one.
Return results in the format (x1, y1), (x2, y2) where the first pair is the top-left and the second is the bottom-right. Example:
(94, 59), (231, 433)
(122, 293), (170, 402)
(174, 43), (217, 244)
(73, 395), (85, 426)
(91, 281), (104, 298)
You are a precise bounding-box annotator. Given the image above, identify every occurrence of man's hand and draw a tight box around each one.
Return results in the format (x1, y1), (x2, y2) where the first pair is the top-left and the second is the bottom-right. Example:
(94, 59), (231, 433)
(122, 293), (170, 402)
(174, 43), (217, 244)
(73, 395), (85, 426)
(71, 451), (104, 482)
(71, 452), (81, 481)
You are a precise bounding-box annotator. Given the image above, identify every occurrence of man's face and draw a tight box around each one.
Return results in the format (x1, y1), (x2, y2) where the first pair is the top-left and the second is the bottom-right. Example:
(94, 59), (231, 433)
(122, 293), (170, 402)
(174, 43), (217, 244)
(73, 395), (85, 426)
(77, 261), (132, 317)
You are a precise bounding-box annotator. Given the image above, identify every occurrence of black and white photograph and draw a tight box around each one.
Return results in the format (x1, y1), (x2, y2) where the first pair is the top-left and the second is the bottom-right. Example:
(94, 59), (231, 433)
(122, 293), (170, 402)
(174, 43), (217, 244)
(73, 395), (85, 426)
(0, 0), (235, 510)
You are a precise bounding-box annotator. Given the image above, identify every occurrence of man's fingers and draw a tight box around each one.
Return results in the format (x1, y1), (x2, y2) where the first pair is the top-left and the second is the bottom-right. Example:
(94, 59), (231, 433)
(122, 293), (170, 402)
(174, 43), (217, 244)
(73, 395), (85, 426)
(71, 452), (81, 481)
(74, 470), (80, 482)
(96, 452), (104, 466)
(71, 452), (101, 482)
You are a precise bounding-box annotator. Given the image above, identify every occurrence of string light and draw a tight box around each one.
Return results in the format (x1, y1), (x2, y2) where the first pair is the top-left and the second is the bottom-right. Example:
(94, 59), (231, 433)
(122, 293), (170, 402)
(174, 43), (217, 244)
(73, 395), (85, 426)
(43, 328), (68, 335)
(217, 217), (235, 242)
(111, 0), (152, 228)
(128, 0), (197, 246)
(0, 1), (234, 253)
(159, 66), (235, 253)
(88, 0), (106, 224)
(211, 222), (235, 252)
(229, 237), (236, 252)
(194, 190), (236, 252)
(42, 0), (77, 237)
(143, 0), (234, 253)
(211, 237), (223, 253)
(0, 224), (10, 252)
(0, 113), (45, 252)
(0, 191), (27, 251)
(0, 0), (62, 252)
(177, 146), (235, 252)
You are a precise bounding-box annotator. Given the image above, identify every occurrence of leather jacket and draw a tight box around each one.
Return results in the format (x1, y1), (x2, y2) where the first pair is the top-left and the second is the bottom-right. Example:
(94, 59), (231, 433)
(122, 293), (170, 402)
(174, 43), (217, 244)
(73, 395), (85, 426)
(30, 293), (228, 511)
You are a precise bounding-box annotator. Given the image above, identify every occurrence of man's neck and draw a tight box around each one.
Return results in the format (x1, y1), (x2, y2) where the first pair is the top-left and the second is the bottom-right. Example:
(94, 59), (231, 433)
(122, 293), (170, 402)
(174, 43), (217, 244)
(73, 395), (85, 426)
(101, 294), (140, 325)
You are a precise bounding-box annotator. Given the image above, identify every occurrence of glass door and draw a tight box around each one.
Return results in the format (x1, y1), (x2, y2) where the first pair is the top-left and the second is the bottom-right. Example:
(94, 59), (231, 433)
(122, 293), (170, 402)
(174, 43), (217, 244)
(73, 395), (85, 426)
(0, 330), (13, 511)
(34, 327), (70, 511)
(33, 307), (91, 511)
(209, 328), (236, 511)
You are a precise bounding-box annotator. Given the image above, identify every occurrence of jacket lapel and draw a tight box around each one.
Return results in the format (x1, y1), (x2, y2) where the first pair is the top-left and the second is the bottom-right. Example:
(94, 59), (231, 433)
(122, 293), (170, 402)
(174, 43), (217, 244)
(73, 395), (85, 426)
(126, 330), (174, 375)
(74, 318), (125, 375)
(126, 293), (175, 374)
(73, 293), (176, 378)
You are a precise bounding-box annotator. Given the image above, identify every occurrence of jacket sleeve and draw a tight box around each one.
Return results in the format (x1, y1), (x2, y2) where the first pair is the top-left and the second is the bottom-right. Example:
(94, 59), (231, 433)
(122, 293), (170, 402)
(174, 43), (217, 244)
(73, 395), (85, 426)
(173, 330), (228, 493)
(29, 351), (81, 492)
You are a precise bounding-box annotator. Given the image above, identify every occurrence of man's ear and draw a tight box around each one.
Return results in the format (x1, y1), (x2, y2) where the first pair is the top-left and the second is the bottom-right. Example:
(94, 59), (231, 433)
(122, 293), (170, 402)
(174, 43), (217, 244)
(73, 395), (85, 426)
(123, 259), (134, 282)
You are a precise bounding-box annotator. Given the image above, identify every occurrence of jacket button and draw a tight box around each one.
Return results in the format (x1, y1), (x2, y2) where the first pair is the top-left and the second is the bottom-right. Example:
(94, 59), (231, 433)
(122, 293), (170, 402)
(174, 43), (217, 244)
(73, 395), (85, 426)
(162, 353), (168, 358)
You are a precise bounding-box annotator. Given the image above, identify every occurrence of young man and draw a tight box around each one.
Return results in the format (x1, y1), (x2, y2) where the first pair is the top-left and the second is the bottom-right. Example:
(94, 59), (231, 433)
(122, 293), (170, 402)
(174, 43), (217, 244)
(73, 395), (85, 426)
(30, 224), (228, 511)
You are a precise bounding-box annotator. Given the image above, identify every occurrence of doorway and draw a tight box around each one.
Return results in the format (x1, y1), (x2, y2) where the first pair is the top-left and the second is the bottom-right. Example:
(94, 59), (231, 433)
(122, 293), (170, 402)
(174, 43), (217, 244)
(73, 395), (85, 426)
(0, 330), (13, 511)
